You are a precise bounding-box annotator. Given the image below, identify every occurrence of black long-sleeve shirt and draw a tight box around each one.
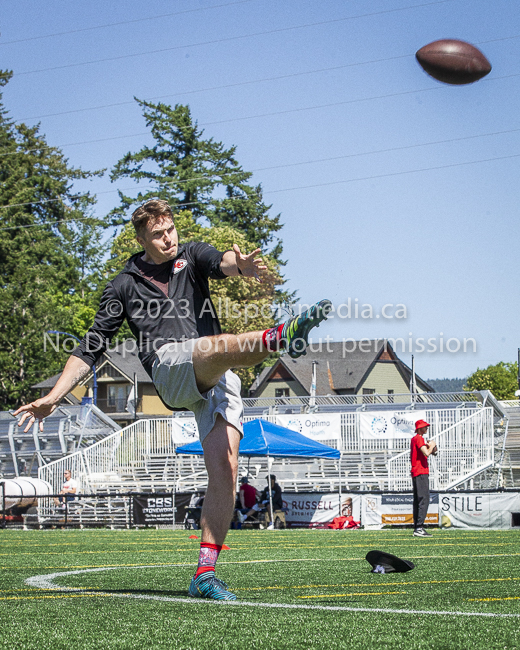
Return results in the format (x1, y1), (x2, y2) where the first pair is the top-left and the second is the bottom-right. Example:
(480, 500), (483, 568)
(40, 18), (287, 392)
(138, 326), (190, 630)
(72, 242), (226, 378)
(260, 483), (283, 510)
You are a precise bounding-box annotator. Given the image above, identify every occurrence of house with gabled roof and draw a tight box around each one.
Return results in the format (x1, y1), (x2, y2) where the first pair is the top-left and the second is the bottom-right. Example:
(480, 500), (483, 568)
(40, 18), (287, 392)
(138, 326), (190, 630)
(249, 339), (433, 400)
(33, 341), (172, 425)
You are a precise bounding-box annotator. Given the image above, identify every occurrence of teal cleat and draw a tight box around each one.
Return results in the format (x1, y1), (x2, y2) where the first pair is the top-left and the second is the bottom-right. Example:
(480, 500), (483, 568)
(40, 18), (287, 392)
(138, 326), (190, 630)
(188, 573), (237, 601)
(281, 299), (332, 358)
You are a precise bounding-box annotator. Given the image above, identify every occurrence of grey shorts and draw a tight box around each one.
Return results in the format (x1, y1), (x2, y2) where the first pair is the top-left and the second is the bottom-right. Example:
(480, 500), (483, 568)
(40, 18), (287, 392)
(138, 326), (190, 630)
(152, 340), (244, 444)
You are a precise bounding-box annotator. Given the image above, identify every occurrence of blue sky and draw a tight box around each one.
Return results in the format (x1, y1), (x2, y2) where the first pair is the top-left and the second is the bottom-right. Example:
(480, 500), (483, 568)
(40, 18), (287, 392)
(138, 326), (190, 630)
(1, 0), (519, 380)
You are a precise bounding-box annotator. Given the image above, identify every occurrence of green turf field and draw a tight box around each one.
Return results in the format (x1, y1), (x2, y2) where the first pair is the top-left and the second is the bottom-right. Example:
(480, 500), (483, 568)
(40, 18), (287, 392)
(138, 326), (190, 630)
(0, 528), (519, 650)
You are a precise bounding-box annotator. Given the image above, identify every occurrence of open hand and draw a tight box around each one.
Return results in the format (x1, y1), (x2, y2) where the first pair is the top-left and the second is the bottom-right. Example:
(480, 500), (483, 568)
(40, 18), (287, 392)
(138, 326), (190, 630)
(14, 398), (58, 433)
(233, 244), (268, 283)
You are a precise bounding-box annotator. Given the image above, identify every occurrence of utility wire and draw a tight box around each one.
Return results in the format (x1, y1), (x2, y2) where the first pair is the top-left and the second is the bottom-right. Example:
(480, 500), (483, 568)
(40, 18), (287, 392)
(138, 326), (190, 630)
(0, 200), (200, 230)
(14, 32), (519, 123)
(1, 150), (518, 226)
(14, 1), (452, 76)
(0, 0), (257, 45)
(3, 124), (520, 194)
(195, 75), (519, 127)
(16, 55), (411, 122)
(267, 151), (520, 194)
(5, 71), (520, 158)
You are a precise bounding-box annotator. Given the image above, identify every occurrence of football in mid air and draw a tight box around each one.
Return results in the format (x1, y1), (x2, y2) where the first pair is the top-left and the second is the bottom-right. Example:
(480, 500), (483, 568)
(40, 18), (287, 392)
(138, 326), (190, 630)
(415, 39), (491, 85)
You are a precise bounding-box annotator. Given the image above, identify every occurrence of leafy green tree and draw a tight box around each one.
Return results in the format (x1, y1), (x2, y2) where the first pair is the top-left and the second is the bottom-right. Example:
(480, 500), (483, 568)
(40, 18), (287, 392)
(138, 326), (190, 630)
(464, 361), (519, 400)
(0, 70), (105, 408)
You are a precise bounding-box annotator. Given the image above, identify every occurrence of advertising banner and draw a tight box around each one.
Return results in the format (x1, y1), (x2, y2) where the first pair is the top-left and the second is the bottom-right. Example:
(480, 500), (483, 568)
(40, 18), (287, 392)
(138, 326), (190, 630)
(359, 410), (428, 440)
(275, 414), (341, 443)
(170, 418), (198, 444)
(439, 492), (520, 528)
(282, 492), (361, 528)
(362, 493), (439, 527)
(133, 494), (175, 526)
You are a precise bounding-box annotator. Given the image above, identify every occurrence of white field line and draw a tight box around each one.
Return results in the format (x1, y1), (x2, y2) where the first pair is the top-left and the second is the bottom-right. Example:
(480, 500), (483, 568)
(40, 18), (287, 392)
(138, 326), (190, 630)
(11, 552), (520, 572)
(25, 564), (520, 619)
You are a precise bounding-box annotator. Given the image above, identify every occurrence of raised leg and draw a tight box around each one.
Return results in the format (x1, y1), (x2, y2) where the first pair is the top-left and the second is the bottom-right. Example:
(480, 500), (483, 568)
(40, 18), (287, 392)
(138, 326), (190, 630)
(193, 332), (267, 393)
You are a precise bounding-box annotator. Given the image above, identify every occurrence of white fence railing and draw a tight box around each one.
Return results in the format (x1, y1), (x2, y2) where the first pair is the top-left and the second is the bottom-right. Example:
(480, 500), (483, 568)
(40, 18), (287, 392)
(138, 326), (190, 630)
(39, 406), (496, 493)
(39, 418), (174, 493)
(39, 450), (89, 495)
(499, 400), (520, 409)
(387, 408), (494, 491)
(243, 391), (489, 408)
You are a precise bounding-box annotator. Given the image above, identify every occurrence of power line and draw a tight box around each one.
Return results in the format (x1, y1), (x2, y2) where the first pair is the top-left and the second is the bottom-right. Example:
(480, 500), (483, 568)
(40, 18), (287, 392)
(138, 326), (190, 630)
(266, 151), (520, 194)
(1, 150), (518, 227)
(252, 127), (520, 172)
(5, 71), (520, 159)
(12, 31), (519, 121)
(15, 32), (519, 123)
(197, 75), (518, 127)
(4, 123), (520, 195)
(0, 0), (257, 45)
(16, 55), (411, 123)
(14, 1), (452, 77)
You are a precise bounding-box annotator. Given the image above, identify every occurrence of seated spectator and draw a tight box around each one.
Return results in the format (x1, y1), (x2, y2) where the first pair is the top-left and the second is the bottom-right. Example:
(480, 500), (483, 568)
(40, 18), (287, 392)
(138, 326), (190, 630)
(238, 475), (282, 529)
(234, 477), (258, 527)
(53, 469), (77, 509)
(239, 476), (258, 511)
(189, 491), (205, 508)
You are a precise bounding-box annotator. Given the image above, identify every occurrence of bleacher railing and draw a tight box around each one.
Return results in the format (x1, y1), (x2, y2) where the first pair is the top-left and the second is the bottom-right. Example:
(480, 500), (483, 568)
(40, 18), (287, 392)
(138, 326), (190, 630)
(499, 400), (520, 409)
(243, 391), (486, 408)
(387, 408), (494, 491)
(39, 402), (497, 494)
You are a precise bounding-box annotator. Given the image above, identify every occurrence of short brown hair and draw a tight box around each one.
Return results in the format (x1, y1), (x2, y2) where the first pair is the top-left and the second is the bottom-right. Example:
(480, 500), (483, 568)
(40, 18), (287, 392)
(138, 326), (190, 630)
(131, 199), (174, 236)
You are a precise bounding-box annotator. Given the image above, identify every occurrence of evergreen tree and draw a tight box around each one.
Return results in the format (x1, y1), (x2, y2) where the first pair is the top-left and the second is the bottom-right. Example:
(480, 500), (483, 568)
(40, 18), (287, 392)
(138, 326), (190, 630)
(109, 99), (283, 255)
(426, 378), (467, 393)
(107, 98), (294, 388)
(0, 70), (105, 408)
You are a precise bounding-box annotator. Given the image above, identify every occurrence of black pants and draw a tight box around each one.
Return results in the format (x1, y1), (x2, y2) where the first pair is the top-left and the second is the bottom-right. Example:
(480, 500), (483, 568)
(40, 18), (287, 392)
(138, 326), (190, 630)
(412, 474), (430, 529)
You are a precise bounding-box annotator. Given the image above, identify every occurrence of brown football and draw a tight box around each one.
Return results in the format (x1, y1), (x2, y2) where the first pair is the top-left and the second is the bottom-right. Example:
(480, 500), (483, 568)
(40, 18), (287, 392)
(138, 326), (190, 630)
(416, 39), (491, 85)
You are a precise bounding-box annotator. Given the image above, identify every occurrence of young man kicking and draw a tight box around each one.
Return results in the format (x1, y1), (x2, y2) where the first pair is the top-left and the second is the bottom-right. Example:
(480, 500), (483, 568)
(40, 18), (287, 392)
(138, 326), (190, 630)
(15, 199), (332, 600)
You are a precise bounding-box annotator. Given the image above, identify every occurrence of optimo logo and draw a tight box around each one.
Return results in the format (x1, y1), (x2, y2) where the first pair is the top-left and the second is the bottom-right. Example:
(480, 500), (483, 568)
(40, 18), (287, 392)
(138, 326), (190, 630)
(370, 416), (388, 436)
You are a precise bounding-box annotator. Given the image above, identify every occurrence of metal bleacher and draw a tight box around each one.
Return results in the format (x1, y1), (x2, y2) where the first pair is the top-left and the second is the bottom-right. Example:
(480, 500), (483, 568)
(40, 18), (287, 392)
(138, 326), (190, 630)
(0, 405), (119, 480)
(498, 400), (520, 487)
(37, 391), (508, 499)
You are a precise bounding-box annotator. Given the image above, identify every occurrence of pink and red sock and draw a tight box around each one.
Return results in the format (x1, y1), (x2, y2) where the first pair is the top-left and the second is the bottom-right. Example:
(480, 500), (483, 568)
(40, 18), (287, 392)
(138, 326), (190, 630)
(262, 324), (284, 352)
(194, 542), (222, 577)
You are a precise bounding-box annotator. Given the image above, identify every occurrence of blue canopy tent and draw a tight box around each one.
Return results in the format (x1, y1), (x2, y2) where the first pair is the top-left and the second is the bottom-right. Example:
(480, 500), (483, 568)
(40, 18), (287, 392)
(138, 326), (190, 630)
(176, 419), (341, 519)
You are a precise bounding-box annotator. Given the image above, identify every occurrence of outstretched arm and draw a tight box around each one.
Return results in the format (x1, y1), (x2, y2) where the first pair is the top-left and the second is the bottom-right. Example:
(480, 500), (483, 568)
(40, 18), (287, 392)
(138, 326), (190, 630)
(220, 245), (268, 282)
(14, 355), (91, 432)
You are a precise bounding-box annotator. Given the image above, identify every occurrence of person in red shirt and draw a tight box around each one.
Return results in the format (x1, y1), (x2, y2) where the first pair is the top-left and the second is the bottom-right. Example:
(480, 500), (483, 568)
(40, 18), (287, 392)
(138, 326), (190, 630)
(238, 477), (258, 510)
(410, 419), (437, 538)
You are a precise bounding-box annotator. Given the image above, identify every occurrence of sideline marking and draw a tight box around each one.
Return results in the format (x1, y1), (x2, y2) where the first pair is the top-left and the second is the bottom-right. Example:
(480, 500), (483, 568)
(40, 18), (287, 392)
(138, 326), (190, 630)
(298, 591), (406, 599)
(244, 575), (520, 592)
(24, 565), (520, 619)
(0, 594), (108, 602)
(7, 551), (520, 571)
(6, 540), (519, 556)
(468, 596), (520, 602)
